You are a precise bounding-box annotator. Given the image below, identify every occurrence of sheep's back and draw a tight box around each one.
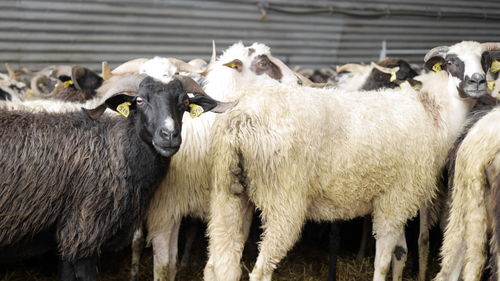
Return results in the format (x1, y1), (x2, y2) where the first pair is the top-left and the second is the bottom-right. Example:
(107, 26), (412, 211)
(0, 110), (129, 254)
(210, 85), (449, 222)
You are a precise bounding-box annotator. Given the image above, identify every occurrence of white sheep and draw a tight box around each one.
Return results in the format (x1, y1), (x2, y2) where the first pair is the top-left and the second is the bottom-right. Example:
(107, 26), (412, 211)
(143, 41), (301, 281)
(203, 41), (495, 281)
(433, 106), (500, 281)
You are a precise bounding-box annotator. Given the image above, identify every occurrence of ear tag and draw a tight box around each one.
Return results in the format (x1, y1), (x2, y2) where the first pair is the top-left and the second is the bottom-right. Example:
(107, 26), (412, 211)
(189, 104), (204, 118)
(116, 102), (131, 118)
(227, 62), (238, 69)
(26, 88), (34, 96)
(490, 60), (500, 73)
(63, 80), (74, 88)
(432, 62), (443, 73)
(390, 72), (397, 82)
(488, 81), (496, 91)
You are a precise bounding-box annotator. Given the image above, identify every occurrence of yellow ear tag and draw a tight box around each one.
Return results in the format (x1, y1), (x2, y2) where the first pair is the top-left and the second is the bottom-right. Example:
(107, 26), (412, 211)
(189, 104), (204, 118)
(26, 88), (34, 96)
(116, 101), (131, 118)
(432, 62), (443, 73)
(63, 80), (73, 88)
(488, 81), (496, 91)
(390, 72), (397, 82)
(490, 60), (500, 73)
(227, 63), (238, 69)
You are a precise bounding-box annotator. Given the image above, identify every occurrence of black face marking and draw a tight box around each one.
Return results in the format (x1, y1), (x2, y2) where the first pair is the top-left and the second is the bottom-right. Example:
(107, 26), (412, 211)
(0, 87), (11, 101)
(443, 54), (465, 80)
(250, 55), (283, 81)
(393, 245), (407, 261)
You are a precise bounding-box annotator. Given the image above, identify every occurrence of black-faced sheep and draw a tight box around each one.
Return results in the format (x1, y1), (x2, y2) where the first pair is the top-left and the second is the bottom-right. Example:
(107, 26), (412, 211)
(0, 74), (231, 281)
(203, 41), (493, 281)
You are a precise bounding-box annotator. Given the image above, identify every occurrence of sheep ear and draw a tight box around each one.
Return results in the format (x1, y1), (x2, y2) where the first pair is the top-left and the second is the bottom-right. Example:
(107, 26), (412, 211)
(223, 59), (243, 72)
(187, 95), (236, 117)
(424, 56), (445, 73)
(83, 93), (137, 120)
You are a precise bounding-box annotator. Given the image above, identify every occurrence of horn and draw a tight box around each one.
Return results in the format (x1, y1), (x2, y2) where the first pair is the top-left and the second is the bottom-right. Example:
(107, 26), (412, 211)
(101, 74), (146, 98)
(111, 58), (149, 75)
(102, 61), (112, 80)
(175, 75), (207, 96)
(370, 62), (400, 74)
(169, 58), (205, 73)
(5, 63), (15, 80)
(188, 58), (208, 71)
(295, 72), (327, 88)
(424, 46), (449, 62)
(336, 63), (366, 73)
(482, 42), (500, 51)
(200, 40), (217, 76)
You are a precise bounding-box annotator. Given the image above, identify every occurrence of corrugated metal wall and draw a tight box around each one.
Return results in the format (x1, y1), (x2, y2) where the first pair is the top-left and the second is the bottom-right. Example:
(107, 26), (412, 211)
(1, 0), (500, 71)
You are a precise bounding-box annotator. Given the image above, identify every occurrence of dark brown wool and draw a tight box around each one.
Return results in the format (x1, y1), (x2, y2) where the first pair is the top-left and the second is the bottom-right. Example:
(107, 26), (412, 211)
(0, 109), (169, 261)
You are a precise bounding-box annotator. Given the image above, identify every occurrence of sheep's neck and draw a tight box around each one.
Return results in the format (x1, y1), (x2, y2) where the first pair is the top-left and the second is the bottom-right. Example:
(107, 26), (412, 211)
(433, 78), (475, 139)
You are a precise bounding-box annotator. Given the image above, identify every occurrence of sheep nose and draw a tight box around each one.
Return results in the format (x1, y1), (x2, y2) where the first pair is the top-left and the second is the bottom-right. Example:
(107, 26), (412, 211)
(159, 127), (180, 141)
(469, 73), (486, 86)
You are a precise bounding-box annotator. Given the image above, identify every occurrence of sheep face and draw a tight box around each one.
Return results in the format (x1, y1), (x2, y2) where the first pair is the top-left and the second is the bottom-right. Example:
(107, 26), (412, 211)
(425, 41), (490, 99)
(85, 75), (224, 157)
(134, 76), (223, 157)
(362, 58), (418, 90)
(212, 42), (299, 89)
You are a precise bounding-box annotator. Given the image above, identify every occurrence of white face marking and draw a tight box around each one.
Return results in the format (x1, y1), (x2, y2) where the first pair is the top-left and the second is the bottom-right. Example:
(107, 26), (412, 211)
(458, 52), (483, 77)
(164, 117), (175, 131)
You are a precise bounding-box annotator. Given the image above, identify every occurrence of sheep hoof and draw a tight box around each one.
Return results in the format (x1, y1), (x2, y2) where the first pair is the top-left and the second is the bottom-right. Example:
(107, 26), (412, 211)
(230, 183), (244, 195)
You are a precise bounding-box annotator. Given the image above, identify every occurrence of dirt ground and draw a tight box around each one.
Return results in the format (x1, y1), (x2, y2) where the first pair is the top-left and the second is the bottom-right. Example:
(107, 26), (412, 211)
(0, 219), (441, 281)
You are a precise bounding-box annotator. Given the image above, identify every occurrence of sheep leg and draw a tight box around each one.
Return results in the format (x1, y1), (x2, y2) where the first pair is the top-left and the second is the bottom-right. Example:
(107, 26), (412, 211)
(130, 227), (144, 281)
(327, 222), (340, 281)
(73, 256), (97, 281)
(180, 219), (198, 268)
(391, 232), (408, 281)
(418, 207), (430, 281)
(204, 191), (250, 281)
(59, 259), (76, 281)
(373, 229), (404, 281)
(152, 218), (179, 281)
(357, 216), (372, 262)
(249, 199), (306, 281)
(167, 219), (181, 279)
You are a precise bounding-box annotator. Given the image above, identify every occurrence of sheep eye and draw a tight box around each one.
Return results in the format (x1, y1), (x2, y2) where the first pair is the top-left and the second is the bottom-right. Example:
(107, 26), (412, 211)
(136, 97), (144, 105)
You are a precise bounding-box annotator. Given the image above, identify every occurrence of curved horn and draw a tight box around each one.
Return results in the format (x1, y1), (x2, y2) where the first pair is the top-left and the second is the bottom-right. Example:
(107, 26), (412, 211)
(30, 75), (47, 96)
(370, 62), (400, 74)
(112, 58), (149, 75)
(5, 63), (15, 80)
(336, 63), (366, 73)
(102, 61), (112, 80)
(200, 40), (217, 76)
(188, 58), (208, 71)
(169, 58), (205, 73)
(482, 42), (500, 52)
(175, 75), (207, 96)
(295, 72), (327, 88)
(424, 46), (449, 62)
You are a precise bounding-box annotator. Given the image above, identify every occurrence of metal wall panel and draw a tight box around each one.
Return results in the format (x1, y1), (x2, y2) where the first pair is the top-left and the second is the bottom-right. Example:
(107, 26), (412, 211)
(1, 0), (500, 71)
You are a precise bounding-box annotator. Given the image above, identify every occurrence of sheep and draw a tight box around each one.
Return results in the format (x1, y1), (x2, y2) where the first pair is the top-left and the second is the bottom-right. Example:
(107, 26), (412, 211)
(433, 106), (499, 281)
(0, 64), (28, 102)
(142, 41), (302, 281)
(203, 41), (495, 281)
(0, 73), (231, 281)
